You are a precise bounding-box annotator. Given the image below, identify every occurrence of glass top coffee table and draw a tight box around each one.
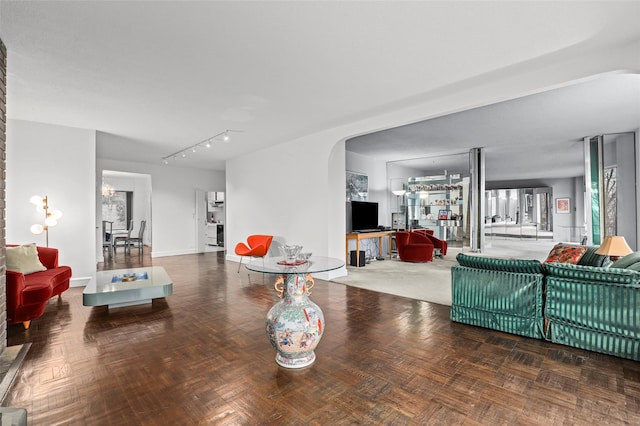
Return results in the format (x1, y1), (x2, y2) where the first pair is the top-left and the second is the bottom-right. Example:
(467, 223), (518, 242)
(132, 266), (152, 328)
(83, 266), (173, 308)
(246, 256), (344, 368)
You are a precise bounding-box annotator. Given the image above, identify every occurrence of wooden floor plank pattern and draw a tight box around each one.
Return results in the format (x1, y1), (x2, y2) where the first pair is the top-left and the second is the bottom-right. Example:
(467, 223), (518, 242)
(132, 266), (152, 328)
(6, 250), (640, 425)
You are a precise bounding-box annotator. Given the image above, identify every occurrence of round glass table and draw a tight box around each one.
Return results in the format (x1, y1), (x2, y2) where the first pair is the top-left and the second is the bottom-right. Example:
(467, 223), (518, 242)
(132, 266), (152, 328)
(246, 256), (344, 368)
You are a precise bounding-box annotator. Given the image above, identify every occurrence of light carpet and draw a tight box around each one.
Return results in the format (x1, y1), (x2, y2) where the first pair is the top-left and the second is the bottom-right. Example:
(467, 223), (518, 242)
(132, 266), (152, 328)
(331, 239), (558, 306)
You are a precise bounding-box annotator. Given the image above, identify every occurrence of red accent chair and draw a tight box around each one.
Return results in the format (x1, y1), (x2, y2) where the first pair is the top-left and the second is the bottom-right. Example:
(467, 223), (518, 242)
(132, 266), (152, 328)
(413, 229), (448, 256)
(6, 246), (72, 329)
(235, 235), (274, 272)
(395, 231), (434, 262)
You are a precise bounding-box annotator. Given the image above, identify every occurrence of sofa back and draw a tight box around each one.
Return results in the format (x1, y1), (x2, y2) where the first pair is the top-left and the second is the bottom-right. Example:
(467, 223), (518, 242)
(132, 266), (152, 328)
(455, 253), (544, 274)
(576, 245), (611, 268)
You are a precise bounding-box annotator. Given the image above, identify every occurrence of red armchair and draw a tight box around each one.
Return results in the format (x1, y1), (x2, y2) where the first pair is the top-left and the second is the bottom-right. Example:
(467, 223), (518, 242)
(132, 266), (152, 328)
(235, 235), (273, 272)
(413, 229), (448, 256)
(395, 231), (434, 262)
(6, 245), (72, 329)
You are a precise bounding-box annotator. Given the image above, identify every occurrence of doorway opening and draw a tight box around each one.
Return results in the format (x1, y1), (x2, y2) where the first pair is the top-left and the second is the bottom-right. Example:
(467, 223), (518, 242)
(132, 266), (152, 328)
(98, 170), (152, 264)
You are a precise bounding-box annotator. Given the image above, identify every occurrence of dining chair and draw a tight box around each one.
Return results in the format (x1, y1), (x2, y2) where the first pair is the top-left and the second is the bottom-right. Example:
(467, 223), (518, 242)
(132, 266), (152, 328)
(113, 220), (134, 252)
(125, 220), (146, 255)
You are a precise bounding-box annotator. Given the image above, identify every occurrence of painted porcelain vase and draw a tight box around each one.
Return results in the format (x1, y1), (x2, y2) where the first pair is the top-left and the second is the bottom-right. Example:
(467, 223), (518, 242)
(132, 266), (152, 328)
(265, 272), (324, 368)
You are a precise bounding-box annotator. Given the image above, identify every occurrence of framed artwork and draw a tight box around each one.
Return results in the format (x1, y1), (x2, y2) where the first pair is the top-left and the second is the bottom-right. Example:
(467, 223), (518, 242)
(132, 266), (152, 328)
(102, 190), (133, 229)
(346, 171), (368, 202)
(556, 197), (570, 214)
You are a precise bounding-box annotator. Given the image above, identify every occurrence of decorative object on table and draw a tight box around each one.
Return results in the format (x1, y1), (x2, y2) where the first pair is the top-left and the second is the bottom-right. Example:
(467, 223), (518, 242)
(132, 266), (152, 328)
(298, 252), (312, 261)
(596, 235), (633, 262)
(29, 195), (63, 247)
(111, 272), (149, 283)
(346, 170), (368, 202)
(266, 271), (324, 368)
(555, 197), (570, 214)
(235, 234), (273, 273)
(279, 244), (303, 264)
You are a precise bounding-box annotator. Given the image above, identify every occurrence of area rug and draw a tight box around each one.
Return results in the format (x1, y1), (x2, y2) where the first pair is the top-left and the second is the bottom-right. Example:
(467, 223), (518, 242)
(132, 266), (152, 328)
(330, 249), (461, 306)
(331, 239), (557, 306)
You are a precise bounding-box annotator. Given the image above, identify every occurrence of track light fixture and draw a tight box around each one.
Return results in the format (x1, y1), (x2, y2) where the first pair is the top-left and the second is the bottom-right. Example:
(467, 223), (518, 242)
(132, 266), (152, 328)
(161, 129), (240, 164)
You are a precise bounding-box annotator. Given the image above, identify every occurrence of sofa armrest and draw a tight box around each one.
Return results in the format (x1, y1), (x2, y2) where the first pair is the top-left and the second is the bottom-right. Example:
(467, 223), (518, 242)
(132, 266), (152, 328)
(5, 270), (26, 307)
(36, 246), (59, 269)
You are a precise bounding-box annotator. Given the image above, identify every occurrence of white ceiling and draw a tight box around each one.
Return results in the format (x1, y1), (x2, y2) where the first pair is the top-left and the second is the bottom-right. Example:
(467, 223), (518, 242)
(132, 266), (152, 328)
(1, 1), (639, 173)
(348, 74), (640, 181)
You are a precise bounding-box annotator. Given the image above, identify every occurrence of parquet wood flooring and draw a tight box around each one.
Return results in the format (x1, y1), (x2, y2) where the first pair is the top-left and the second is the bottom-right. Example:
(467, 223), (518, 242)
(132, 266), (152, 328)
(6, 251), (640, 425)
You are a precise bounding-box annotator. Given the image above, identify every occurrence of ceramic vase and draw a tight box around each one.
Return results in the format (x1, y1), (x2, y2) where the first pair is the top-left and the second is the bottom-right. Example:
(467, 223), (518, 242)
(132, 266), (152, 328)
(265, 272), (324, 368)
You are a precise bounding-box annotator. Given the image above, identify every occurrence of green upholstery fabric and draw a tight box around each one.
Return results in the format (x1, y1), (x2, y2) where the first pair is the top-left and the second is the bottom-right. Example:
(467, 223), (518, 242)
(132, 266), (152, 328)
(451, 260), (545, 339)
(577, 245), (611, 267)
(627, 262), (640, 272)
(545, 265), (640, 361)
(610, 251), (640, 269)
(455, 253), (544, 274)
(545, 263), (640, 285)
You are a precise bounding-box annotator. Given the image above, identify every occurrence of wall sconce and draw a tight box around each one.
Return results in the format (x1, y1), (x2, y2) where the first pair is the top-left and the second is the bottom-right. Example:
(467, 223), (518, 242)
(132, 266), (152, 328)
(29, 195), (62, 247)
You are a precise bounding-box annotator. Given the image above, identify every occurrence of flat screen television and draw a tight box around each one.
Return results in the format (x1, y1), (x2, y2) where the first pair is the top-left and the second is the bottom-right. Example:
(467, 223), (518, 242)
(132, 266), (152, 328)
(351, 201), (379, 232)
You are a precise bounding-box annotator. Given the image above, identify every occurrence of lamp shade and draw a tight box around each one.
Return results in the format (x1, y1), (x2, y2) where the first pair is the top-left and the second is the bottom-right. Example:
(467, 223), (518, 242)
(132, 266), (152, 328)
(392, 190), (406, 196)
(595, 236), (633, 257)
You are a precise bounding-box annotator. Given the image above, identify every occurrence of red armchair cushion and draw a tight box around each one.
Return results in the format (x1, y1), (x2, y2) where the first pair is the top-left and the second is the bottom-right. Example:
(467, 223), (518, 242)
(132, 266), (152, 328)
(413, 230), (448, 256)
(396, 231), (434, 262)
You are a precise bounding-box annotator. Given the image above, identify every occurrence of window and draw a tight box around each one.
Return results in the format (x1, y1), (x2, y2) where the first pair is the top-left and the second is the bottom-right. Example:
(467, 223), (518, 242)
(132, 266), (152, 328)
(102, 191), (133, 230)
(604, 166), (617, 236)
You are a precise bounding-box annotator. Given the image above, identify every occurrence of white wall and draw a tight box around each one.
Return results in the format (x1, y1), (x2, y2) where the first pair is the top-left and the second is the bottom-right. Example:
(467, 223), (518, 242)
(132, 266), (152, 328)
(6, 120), (96, 282)
(226, 43), (640, 275)
(97, 158), (225, 258)
(345, 151), (389, 227)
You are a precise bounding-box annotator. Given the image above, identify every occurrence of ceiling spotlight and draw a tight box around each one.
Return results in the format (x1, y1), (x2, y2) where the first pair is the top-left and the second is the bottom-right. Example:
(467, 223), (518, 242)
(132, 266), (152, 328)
(160, 129), (240, 163)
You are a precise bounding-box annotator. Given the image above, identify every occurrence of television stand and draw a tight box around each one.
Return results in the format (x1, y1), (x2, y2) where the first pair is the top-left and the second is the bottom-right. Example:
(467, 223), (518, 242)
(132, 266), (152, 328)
(345, 230), (394, 267)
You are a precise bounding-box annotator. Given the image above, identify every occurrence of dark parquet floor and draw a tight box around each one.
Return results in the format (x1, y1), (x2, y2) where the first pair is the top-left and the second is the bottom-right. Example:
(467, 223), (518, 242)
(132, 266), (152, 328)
(5, 248), (640, 425)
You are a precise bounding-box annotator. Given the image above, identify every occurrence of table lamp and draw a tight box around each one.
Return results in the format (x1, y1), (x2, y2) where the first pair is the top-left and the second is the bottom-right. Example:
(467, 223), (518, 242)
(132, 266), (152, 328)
(595, 236), (633, 262)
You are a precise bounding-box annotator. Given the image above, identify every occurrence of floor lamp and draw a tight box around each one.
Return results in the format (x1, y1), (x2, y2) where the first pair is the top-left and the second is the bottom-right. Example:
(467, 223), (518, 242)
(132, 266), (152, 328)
(29, 195), (62, 247)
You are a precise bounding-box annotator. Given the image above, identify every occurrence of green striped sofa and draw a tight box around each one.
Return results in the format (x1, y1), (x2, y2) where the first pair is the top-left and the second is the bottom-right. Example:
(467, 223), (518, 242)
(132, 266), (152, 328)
(450, 253), (546, 339)
(545, 263), (640, 361)
(451, 247), (640, 361)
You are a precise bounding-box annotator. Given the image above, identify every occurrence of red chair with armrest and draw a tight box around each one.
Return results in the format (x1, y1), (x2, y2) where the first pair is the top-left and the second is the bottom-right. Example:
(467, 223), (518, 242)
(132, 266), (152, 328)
(395, 231), (434, 262)
(413, 229), (448, 256)
(235, 235), (273, 273)
(6, 245), (72, 329)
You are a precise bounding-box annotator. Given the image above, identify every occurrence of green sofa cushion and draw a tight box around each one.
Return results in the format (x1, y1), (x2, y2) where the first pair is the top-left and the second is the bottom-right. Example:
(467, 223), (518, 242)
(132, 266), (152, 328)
(545, 262), (640, 285)
(626, 262), (640, 272)
(456, 253), (544, 274)
(610, 251), (640, 269)
(577, 245), (611, 267)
